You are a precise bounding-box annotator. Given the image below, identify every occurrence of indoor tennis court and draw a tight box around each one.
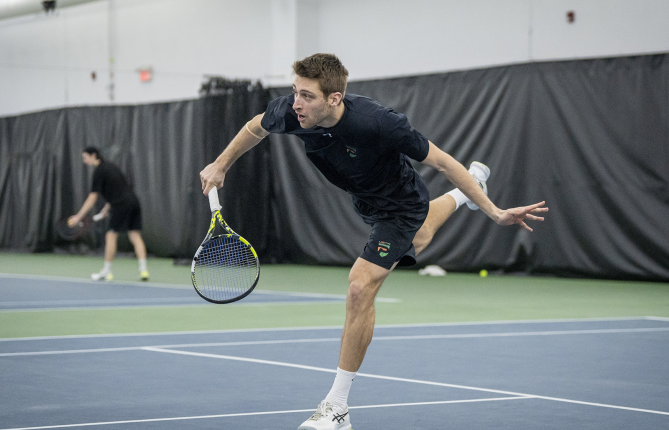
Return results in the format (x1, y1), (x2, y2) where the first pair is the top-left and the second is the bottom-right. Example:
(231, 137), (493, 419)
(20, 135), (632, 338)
(1, 256), (668, 429)
(2, 1), (669, 429)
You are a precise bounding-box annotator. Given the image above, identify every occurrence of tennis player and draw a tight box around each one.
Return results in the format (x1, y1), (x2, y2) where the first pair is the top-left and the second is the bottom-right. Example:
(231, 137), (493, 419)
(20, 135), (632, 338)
(200, 53), (547, 430)
(69, 147), (149, 282)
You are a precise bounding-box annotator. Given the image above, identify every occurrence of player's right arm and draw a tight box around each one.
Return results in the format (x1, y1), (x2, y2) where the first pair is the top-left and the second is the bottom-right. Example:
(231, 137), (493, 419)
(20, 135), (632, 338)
(200, 113), (269, 195)
(68, 192), (99, 226)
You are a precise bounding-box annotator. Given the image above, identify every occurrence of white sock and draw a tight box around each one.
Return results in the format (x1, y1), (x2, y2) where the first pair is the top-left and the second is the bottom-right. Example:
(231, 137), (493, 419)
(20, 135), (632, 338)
(139, 259), (147, 272)
(446, 188), (470, 209)
(102, 262), (112, 274)
(324, 367), (356, 408)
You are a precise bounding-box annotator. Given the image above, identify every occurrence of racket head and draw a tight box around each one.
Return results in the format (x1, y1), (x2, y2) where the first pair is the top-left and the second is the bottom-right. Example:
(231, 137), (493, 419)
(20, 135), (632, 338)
(191, 231), (260, 304)
(55, 216), (91, 241)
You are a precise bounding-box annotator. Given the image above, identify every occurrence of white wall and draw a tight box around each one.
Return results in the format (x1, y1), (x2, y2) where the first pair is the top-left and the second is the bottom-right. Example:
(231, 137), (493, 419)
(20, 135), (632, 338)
(0, 0), (274, 116)
(1, 0), (668, 117)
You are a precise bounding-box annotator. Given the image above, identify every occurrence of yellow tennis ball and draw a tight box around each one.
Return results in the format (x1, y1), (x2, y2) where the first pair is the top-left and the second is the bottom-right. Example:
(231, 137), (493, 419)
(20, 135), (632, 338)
(479, 269), (488, 277)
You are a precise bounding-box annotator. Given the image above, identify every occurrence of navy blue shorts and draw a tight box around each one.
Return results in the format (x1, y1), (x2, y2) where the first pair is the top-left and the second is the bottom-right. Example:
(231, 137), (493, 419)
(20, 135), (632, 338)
(357, 203), (429, 270)
(109, 195), (142, 233)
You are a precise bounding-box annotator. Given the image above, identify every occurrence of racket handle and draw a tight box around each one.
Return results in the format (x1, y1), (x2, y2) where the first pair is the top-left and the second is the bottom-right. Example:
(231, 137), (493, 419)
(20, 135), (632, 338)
(208, 186), (222, 211)
(92, 214), (103, 221)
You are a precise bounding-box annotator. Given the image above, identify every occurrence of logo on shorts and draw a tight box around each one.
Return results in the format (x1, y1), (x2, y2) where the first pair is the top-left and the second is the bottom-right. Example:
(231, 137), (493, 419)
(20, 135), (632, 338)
(378, 241), (391, 257)
(346, 146), (357, 157)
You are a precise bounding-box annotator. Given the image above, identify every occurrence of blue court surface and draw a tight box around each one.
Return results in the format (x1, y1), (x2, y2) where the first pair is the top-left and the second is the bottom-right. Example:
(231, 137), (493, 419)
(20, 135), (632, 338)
(0, 274), (352, 311)
(1, 317), (668, 429)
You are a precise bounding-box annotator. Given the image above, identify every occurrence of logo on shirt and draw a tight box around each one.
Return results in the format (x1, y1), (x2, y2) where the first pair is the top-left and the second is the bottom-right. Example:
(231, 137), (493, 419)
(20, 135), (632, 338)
(323, 133), (332, 138)
(378, 241), (391, 257)
(346, 146), (357, 158)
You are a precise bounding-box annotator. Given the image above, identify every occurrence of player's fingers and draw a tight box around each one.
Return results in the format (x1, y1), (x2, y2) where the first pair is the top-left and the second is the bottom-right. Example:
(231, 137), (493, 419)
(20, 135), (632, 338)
(519, 220), (533, 232)
(521, 206), (547, 216)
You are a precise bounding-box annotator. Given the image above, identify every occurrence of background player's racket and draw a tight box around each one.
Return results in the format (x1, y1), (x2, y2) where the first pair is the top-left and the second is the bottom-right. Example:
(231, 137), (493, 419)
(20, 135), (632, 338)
(191, 187), (259, 304)
(55, 214), (103, 241)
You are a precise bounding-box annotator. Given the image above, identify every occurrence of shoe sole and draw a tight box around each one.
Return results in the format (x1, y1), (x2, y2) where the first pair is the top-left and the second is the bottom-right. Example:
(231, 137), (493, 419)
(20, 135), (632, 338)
(297, 426), (351, 430)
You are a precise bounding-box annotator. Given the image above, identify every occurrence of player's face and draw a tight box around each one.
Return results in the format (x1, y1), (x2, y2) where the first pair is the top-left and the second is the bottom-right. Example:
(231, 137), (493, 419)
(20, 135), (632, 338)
(292, 76), (336, 129)
(82, 152), (97, 166)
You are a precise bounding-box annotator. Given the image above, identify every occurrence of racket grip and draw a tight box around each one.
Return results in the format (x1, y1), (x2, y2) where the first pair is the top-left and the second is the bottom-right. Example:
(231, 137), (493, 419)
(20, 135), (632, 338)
(92, 214), (103, 221)
(208, 186), (222, 211)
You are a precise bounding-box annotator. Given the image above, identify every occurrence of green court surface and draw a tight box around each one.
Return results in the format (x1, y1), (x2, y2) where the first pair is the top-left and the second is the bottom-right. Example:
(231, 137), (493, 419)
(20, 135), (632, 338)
(1, 252), (668, 339)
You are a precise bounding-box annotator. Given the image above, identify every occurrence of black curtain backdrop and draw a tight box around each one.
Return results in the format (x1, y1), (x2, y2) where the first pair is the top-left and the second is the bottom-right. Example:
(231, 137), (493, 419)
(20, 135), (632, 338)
(1, 54), (667, 280)
(0, 85), (271, 260)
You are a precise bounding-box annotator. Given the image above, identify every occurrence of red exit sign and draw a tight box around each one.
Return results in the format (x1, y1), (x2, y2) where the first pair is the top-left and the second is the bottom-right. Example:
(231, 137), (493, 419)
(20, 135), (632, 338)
(138, 68), (152, 82)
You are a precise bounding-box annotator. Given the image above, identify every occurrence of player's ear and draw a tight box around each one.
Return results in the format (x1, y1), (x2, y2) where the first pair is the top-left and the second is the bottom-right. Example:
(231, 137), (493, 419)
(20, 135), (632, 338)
(329, 92), (343, 107)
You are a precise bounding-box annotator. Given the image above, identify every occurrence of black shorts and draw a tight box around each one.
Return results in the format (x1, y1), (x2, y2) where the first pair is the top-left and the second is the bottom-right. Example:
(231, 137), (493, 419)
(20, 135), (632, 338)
(109, 194), (142, 232)
(357, 203), (429, 270)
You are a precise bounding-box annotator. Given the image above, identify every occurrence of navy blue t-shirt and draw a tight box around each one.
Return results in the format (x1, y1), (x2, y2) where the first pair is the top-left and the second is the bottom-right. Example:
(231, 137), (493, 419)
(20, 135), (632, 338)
(261, 93), (430, 222)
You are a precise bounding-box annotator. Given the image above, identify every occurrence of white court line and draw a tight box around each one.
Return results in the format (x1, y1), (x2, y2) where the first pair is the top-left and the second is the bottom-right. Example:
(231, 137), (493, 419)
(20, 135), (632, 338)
(0, 272), (398, 306)
(1, 298), (201, 307)
(0, 397), (530, 430)
(143, 347), (669, 417)
(2, 316), (665, 342)
(370, 326), (669, 340)
(3, 326), (669, 357)
(253, 290), (399, 303)
(645, 316), (669, 322)
(0, 273), (190, 289)
(0, 273), (387, 302)
(0, 300), (350, 313)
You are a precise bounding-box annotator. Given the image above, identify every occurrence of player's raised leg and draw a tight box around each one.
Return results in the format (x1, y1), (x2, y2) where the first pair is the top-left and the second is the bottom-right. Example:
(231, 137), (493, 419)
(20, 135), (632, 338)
(413, 161), (491, 254)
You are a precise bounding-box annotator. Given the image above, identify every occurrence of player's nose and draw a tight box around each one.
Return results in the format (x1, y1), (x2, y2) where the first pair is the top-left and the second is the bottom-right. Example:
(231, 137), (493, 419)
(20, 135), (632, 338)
(292, 96), (302, 110)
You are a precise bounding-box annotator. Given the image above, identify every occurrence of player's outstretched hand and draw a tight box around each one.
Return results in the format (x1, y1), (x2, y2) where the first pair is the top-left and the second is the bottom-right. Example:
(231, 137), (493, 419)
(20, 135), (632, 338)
(496, 201), (548, 232)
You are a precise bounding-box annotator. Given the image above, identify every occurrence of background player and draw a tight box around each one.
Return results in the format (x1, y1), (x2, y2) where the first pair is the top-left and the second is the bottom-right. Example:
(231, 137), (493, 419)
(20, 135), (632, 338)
(69, 147), (149, 281)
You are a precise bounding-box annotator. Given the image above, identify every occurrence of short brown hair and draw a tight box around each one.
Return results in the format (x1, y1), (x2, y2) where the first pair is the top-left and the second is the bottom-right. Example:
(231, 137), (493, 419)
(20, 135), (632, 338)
(292, 53), (349, 98)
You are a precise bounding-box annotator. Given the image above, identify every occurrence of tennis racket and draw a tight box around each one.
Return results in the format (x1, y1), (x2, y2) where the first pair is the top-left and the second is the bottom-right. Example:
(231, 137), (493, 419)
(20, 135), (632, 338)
(55, 213), (105, 241)
(191, 187), (260, 304)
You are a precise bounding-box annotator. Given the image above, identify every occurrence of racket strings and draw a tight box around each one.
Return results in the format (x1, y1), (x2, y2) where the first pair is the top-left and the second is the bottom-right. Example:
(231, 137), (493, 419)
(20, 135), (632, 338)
(194, 236), (258, 302)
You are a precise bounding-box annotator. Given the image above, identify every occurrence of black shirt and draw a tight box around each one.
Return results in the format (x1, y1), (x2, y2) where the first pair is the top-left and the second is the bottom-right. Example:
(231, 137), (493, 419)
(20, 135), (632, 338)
(91, 160), (134, 206)
(261, 93), (430, 219)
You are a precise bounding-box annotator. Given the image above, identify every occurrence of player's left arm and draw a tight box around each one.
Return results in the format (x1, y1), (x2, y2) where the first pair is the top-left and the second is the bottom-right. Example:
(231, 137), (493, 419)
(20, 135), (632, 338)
(69, 192), (99, 226)
(421, 141), (548, 231)
(96, 203), (111, 220)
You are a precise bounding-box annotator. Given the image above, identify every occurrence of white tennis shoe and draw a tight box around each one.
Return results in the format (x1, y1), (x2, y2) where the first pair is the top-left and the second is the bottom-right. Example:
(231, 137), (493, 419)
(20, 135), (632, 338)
(298, 400), (351, 430)
(91, 271), (113, 281)
(466, 161), (490, 211)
